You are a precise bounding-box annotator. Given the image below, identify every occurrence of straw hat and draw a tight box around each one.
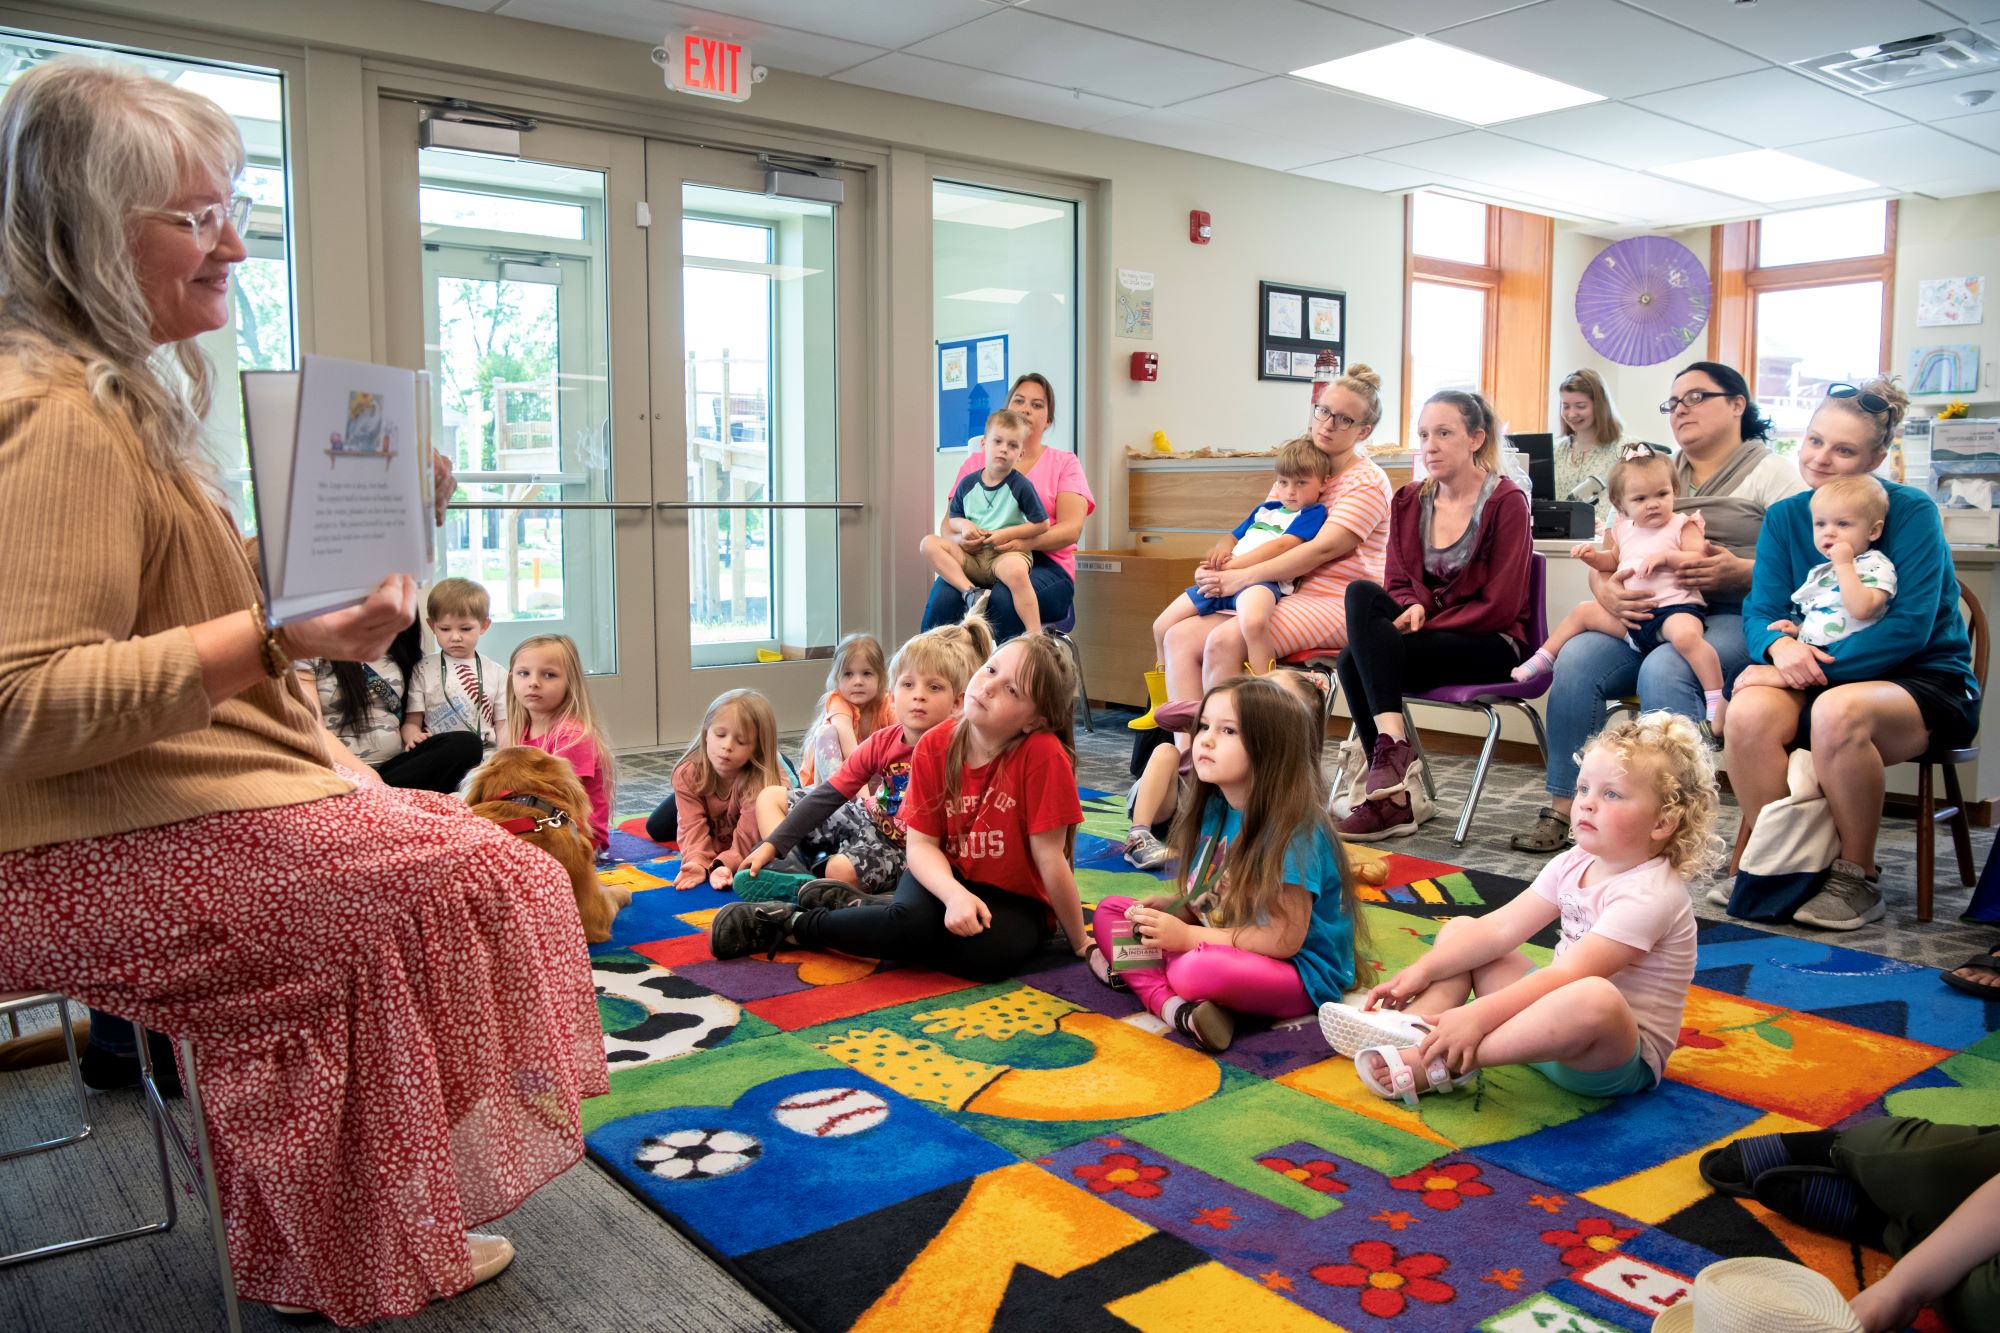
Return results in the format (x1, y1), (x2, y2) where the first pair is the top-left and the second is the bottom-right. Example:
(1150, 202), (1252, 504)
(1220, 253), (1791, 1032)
(1653, 1257), (1862, 1333)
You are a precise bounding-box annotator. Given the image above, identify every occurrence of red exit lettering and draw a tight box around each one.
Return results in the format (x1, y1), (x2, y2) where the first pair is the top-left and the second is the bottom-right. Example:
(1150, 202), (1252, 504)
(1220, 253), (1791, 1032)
(682, 34), (742, 96)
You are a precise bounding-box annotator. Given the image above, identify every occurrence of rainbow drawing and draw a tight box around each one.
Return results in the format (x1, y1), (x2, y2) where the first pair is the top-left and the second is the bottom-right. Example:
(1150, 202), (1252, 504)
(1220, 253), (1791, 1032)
(1910, 344), (1981, 395)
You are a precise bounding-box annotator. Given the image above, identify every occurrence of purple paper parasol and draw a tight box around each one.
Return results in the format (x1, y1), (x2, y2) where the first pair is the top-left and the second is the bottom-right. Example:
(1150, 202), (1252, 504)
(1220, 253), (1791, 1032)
(1576, 236), (1711, 367)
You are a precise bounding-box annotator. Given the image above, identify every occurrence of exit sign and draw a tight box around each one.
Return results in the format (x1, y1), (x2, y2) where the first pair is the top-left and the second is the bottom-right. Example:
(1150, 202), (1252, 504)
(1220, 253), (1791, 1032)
(664, 30), (753, 102)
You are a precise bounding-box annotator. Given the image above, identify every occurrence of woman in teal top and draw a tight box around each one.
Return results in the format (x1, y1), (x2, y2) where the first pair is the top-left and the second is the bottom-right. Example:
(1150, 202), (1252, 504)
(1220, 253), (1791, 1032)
(1727, 378), (1976, 931)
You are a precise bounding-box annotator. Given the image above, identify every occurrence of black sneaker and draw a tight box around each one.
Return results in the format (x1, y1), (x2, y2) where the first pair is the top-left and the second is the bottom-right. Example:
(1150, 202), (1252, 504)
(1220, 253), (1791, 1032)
(708, 901), (795, 960)
(796, 879), (877, 912)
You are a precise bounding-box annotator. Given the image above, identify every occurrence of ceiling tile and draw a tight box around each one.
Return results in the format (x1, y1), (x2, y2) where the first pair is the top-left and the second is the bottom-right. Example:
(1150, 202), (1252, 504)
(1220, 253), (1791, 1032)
(1168, 78), (1467, 153)
(634, 0), (996, 49)
(831, 53), (1144, 130)
(1931, 0), (2000, 19)
(1031, 0), (1401, 75)
(1860, 67), (2000, 121)
(1290, 155), (1442, 190)
(1437, 0), (1763, 98)
(423, 0), (503, 10)
(904, 9), (1258, 107)
(1300, 0), (1542, 36)
(1620, 0), (1966, 65)
(1630, 68), (1909, 147)
(1906, 164), (2000, 194)
(493, 0), (887, 75)
(1790, 123), (2000, 188)
(1934, 106), (2000, 149)
(1098, 109), (1333, 171)
(1579, 167), (1759, 222)
(1500, 101), (1752, 167)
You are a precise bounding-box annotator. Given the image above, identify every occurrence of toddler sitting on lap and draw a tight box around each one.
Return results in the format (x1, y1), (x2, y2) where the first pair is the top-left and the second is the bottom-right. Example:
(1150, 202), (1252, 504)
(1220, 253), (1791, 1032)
(1148, 436), (1332, 678)
(1766, 473), (1897, 650)
(1514, 448), (1728, 736)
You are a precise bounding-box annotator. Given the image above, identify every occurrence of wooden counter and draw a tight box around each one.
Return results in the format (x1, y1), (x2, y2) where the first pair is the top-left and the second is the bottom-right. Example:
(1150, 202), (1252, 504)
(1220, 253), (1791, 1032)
(1127, 452), (1413, 531)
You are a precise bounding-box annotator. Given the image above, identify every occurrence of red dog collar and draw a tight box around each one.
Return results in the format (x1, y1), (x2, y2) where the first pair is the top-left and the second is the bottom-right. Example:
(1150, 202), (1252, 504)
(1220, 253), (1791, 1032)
(491, 791), (571, 836)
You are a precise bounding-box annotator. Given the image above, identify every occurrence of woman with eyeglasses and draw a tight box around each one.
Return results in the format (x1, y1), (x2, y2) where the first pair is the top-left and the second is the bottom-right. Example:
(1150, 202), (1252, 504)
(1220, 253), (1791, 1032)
(1511, 361), (1805, 853)
(0, 61), (606, 1321)
(1162, 364), (1394, 709)
(1725, 377), (1976, 931)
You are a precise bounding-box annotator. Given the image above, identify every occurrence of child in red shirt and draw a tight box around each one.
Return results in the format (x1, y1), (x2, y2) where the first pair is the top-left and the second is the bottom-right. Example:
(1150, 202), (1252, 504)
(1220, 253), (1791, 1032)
(708, 635), (1088, 981)
(739, 621), (987, 896)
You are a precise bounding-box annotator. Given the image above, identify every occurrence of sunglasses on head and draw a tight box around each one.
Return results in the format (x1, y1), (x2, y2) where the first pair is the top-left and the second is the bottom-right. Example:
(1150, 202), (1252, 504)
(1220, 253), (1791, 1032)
(1827, 383), (1890, 415)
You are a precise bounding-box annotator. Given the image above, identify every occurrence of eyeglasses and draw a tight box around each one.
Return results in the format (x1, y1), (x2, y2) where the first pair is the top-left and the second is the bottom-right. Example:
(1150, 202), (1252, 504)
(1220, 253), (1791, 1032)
(1658, 388), (1732, 414)
(1312, 403), (1359, 431)
(138, 194), (253, 250)
(1826, 382), (1890, 415)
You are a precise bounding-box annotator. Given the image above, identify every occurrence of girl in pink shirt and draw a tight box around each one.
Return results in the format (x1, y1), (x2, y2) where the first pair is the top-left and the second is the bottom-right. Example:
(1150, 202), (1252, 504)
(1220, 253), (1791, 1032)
(670, 688), (789, 891)
(507, 634), (616, 850)
(1322, 712), (1716, 1104)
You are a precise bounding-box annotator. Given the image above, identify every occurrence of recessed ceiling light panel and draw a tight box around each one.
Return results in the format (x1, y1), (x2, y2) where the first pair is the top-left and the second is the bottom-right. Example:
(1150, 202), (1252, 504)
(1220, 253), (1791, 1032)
(1290, 38), (1604, 126)
(1650, 149), (1879, 203)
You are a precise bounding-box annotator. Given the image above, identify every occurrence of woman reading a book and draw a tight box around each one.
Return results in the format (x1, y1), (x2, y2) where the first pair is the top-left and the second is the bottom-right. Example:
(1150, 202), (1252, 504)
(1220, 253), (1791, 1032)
(0, 60), (605, 1323)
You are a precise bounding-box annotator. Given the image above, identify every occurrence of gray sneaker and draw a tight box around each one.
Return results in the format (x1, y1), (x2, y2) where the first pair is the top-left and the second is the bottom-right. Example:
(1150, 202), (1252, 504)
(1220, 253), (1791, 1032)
(1792, 861), (1885, 931)
(1123, 827), (1172, 871)
(962, 586), (990, 618)
(1706, 882), (1732, 908)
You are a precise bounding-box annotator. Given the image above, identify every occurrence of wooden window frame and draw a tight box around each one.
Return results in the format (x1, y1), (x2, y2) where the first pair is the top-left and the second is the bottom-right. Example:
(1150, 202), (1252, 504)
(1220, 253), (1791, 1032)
(1401, 193), (1552, 446)
(1708, 200), (1897, 387)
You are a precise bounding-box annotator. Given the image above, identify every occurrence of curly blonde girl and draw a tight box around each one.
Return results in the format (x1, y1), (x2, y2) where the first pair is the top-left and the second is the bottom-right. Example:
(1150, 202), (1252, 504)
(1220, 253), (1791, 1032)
(1585, 711), (1722, 882)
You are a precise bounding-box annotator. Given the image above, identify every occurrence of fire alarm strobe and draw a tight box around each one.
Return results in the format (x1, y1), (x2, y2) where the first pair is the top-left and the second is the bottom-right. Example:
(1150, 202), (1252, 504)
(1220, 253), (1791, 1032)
(1189, 210), (1212, 244)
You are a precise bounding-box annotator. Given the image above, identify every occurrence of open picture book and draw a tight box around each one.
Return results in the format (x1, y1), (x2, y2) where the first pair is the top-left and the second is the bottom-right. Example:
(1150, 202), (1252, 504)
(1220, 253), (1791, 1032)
(241, 353), (437, 625)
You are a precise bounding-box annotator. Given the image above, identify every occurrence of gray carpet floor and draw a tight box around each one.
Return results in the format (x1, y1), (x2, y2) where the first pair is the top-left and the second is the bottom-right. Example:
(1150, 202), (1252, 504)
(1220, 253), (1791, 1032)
(6, 710), (1995, 1330)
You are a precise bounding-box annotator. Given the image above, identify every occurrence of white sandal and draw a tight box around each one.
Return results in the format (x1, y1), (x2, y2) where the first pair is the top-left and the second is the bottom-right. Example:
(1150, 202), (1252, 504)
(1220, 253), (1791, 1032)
(1354, 1044), (1476, 1109)
(1317, 1000), (1429, 1055)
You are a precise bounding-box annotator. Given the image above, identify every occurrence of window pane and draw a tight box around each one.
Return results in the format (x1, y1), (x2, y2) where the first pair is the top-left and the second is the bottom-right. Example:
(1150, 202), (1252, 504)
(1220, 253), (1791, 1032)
(1407, 281), (1487, 433)
(421, 148), (617, 676)
(683, 183), (838, 667)
(1411, 191), (1488, 265)
(1753, 280), (1884, 448)
(420, 186), (585, 240)
(1758, 201), (1887, 266)
(0, 34), (295, 532)
(931, 179), (1079, 529)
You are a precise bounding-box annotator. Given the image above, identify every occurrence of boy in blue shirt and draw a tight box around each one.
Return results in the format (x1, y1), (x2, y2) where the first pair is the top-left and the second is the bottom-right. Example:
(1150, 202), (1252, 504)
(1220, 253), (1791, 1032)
(920, 409), (1053, 632)
(1148, 436), (1332, 674)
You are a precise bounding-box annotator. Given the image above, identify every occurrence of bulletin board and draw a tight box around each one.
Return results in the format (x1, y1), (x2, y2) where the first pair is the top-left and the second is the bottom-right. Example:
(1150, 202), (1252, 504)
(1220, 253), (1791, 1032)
(936, 332), (1010, 451)
(1257, 279), (1345, 383)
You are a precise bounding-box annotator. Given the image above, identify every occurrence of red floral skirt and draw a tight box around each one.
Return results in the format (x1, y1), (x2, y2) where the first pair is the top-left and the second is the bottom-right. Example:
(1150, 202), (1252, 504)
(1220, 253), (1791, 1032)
(0, 782), (609, 1324)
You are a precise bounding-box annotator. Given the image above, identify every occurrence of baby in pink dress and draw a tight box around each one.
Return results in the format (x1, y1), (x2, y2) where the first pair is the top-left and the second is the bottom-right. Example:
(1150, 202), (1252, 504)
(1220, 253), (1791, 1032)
(1513, 450), (1727, 736)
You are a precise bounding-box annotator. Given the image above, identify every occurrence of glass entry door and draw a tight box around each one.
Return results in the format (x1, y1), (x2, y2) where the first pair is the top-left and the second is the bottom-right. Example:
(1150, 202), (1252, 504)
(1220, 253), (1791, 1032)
(406, 118), (869, 748)
(645, 142), (868, 740)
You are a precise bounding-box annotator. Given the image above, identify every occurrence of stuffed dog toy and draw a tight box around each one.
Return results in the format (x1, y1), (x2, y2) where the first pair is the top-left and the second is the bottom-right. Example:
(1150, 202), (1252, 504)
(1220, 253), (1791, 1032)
(467, 746), (629, 943)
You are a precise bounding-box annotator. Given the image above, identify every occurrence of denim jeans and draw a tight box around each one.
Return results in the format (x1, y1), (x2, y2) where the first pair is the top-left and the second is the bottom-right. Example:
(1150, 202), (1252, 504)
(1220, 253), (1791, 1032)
(920, 564), (1075, 640)
(1542, 610), (1747, 798)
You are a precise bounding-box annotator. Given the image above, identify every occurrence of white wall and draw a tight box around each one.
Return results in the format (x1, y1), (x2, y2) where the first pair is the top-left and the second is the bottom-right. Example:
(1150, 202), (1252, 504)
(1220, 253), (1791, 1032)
(1892, 192), (2000, 414)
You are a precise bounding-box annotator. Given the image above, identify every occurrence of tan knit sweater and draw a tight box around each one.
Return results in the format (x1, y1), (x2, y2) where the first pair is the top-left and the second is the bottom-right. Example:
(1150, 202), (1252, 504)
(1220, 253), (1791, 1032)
(0, 353), (351, 853)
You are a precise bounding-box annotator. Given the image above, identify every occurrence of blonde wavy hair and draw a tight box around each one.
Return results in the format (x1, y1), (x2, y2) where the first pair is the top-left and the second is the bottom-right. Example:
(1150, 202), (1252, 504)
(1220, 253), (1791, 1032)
(1584, 711), (1722, 883)
(887, 614), (990, 697)
(0, 57), (244, 478)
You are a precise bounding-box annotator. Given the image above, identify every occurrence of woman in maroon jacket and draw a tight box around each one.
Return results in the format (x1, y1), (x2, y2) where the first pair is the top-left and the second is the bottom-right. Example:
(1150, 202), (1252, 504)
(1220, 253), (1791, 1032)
(1336, 388), (1533, 840)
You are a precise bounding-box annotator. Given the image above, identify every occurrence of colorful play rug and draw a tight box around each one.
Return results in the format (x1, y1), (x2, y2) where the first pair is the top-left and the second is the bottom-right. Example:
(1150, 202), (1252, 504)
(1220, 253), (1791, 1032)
(586, 797), (2000, 1332)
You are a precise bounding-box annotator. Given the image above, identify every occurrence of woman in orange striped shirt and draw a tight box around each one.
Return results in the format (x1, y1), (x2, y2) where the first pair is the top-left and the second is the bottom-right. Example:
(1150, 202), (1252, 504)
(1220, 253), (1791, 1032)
(1164, 365), (1394, 704)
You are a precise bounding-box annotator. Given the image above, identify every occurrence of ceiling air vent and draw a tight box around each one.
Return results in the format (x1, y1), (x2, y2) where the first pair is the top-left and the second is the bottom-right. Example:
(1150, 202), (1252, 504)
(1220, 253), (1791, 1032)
(1797, 28), (2000, 94)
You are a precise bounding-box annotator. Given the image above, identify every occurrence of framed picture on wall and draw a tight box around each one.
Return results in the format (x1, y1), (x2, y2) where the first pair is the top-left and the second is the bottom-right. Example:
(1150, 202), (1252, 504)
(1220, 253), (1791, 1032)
(1259, 279), (1345, 381)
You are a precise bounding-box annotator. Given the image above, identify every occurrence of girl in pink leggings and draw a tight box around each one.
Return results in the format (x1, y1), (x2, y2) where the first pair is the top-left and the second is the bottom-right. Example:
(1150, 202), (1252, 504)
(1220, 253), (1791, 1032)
(1084, 675), (1370, 1051)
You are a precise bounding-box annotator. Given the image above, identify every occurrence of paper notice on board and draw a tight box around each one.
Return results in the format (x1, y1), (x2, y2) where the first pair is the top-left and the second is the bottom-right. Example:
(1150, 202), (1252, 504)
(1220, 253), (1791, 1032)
(1309, 295), (1340, 341)
(1268, 290), (1302, 339)
(975, 337), (1006, 382)
(254, 353), (432, 625)
(940, 345), (967, 389)
(1117, 267), (1155, 340)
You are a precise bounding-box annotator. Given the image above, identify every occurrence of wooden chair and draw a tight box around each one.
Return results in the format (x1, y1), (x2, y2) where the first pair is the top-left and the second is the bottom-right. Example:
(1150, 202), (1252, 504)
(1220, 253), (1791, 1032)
(1914, 582), (1987, 923)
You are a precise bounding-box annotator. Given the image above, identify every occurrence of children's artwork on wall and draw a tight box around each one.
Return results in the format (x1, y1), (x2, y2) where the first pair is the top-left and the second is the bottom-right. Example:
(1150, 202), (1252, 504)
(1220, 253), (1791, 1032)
(1116, 268), (1154, 341)
(1910, 344), (1982, 395)
(1258, 279), (1345, 382)
(1917, 276), (1983, 328)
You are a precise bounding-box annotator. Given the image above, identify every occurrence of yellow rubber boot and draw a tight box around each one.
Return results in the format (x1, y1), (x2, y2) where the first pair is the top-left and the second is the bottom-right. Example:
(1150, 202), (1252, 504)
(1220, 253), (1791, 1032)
(1128, 666), (1169, 730)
